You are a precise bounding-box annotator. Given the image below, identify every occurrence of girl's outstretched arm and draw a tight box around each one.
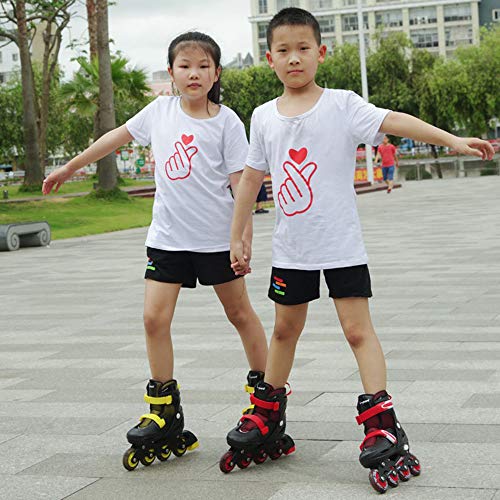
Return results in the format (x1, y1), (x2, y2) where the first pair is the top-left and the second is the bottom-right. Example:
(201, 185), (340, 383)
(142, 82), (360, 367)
(380, 112), (495, 160)
(42, 125), (134, 195)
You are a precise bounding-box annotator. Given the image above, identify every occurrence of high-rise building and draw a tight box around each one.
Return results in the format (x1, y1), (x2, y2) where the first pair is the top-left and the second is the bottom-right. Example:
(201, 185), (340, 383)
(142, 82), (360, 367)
(0, 23), (45, 85)
(0, 35), (20, 84)
(478, 0), (500, 27)
(250, 0), (482, 62)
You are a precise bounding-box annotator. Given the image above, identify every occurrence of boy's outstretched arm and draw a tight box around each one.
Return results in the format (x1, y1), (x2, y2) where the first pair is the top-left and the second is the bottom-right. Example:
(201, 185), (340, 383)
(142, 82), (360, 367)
(380, 112), (495, 160)
(230, 166), (265, 275)
(42, 125), (134, 195)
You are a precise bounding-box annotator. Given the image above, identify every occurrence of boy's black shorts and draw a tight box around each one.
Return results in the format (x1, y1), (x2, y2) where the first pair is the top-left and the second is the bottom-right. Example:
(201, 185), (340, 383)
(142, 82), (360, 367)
(268, 264), (372, 305)
(145, 247), (241, 288)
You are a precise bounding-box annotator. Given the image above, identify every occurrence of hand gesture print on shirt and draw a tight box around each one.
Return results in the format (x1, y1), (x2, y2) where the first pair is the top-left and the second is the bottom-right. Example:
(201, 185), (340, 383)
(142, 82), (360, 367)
(277, 147), (317, 217)
(165, 134), (198, 181)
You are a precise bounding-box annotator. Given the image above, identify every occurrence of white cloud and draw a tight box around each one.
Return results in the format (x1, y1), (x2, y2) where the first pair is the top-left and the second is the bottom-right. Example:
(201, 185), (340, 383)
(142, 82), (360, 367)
(59, 0), (253, 79)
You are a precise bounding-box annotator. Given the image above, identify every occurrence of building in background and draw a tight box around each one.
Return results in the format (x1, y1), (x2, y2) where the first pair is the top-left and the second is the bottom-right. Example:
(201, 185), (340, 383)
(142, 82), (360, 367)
(147, 70), (173, 96)
(226, 52), (254, 69)
(478, 0), (500, 26)
(0, 24), (45, 84)
(250, 0), (483, 62)
(0, 35), (20, 84)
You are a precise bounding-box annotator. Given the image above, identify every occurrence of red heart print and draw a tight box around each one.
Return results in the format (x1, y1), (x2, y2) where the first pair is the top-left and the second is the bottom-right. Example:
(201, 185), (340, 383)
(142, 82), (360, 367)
(182, 134), (194, 145)
(289, 147), (307, 164)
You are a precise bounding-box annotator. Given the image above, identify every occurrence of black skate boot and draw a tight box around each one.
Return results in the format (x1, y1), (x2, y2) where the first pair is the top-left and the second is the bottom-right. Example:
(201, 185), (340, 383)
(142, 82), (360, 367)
(219, 381), (295, 473)
(122, 379), (198, 470)
(244, 370), (265, 395)
(356, 390), (421, 493)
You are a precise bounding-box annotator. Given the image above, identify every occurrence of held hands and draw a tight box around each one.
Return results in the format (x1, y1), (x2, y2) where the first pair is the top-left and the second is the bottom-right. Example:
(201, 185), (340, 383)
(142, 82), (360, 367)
(42, 165), (73, 195)
(230, 239), (252, 276)
(452, 137), (495, 160)
(165, 140), (198, 180)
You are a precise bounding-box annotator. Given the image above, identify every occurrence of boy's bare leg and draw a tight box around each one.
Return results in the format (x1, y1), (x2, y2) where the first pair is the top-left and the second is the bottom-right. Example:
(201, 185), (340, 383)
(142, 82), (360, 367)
(265, 302), (309, 388)
(214, 278), (267, 372)
(334, 297), (386, 394)
(143, 279), (182, 382)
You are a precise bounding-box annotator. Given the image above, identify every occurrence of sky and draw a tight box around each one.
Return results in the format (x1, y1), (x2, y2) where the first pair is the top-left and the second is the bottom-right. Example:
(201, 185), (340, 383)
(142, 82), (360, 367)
(59, 0), (254, 80)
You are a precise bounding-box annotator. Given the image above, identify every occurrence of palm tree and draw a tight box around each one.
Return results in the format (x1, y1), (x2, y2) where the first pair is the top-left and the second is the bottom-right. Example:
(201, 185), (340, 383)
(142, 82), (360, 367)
(59, 55), (151, 160)
(60, 56), (150, 123)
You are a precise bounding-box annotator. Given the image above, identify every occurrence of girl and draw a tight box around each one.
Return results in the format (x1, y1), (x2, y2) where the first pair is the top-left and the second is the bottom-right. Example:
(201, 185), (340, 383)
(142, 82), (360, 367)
(43, 32), (268, 470)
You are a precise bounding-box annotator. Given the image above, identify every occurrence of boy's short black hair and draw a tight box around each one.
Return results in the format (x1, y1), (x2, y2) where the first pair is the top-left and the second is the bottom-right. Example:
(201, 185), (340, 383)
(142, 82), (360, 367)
(267, 8), (321, 49)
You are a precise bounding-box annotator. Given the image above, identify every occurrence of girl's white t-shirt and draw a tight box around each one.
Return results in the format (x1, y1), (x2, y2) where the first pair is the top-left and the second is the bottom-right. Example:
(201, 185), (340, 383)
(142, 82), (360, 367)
(126, 96), (248, 252)
(246, 89), (390, 270)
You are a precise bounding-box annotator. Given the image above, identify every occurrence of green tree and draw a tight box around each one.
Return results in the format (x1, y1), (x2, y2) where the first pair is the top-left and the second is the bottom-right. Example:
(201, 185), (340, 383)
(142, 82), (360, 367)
(221, 65), (282, 134)
(0, 70), (66, 168)
(367, 32), (413, 112)
(0, 80), (23, 166)
(455, 26), (500, 136)
(59, 55), (150, 155)
(0, 0), (76, 189)
(317, 43), (361, 94)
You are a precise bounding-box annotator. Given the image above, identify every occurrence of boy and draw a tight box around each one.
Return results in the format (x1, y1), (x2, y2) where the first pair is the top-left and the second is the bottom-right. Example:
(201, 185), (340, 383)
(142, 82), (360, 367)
(375, 135), (399, 192)
(221, 7), (494, 493)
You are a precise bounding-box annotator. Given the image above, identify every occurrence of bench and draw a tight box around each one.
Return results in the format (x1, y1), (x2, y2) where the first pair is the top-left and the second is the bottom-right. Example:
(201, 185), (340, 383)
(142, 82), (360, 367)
(0, 221), (51, 251)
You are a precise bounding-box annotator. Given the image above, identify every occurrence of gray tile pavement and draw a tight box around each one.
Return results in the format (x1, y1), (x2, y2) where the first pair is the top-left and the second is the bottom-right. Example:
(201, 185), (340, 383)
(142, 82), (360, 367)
(1, 176), (499, 498)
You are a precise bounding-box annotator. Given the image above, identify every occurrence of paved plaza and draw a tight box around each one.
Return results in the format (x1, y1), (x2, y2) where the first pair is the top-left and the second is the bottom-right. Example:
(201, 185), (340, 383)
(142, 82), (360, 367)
(1, 176), (499, 499)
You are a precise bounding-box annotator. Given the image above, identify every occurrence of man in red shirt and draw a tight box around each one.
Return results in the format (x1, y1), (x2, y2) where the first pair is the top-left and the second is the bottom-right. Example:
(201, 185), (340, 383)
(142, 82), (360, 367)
(375, 135), (399, 193)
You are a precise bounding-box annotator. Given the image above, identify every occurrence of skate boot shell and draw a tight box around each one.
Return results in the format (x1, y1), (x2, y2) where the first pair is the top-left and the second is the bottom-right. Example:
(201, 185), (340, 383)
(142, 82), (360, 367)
(220, 381), (295, 473)
(356, 390), (421, 493)
(122, 379), (198, 470)
(244, 370), (265, 395)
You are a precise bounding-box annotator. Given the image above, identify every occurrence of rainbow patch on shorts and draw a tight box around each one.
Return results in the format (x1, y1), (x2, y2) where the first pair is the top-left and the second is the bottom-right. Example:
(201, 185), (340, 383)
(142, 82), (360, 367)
(146, 259), (156, 271)
(272, 275), (286, 296)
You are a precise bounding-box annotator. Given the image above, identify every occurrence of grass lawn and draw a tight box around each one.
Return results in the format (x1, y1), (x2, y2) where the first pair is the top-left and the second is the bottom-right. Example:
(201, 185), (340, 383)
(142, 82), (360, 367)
(2, 178), (154, 200)
(0, 195), (154, 239)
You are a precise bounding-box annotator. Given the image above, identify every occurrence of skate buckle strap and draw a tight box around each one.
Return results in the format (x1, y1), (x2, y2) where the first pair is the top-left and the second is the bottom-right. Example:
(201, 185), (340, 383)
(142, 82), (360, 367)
(355, 399), (393, 425)
(360, 429), (397, 450)
(139, 413), (165, 429)
(240, 414), (269, 435)
(250, 393), (280, 411)
(144, 394), (173, 405)
(241, 404), (255, 414)
(244, 384), (255, 394)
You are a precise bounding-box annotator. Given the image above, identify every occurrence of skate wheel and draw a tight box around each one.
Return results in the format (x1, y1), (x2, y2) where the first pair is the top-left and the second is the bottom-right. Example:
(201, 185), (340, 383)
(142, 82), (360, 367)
(397, 464), (411, 482)
(409, 456), (421, 476)
(237, 455), (251, 469)
(172, 436), (187, 457)
(122, 447), (139, 471)
(219, 450), (235, 473)
(140, 449), (155, 466)
(253, 449), (267, 464)
(269, 448), (282, 460)
(387, 466), (399, 488)
(281, 435), (296, 455)
(157, 444), (172, 461)
(183, 430), (199, 451)
(369, 469), (388, 494)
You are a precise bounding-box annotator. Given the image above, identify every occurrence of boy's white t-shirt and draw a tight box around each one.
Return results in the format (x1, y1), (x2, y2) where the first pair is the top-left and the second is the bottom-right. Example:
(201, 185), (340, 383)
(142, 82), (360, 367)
(247, 89), (390, 270)
(126, 96), (248, 252)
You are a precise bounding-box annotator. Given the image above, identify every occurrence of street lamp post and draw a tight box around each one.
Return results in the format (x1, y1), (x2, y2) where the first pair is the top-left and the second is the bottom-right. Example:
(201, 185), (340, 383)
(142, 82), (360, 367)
(357, 0), (374, 184)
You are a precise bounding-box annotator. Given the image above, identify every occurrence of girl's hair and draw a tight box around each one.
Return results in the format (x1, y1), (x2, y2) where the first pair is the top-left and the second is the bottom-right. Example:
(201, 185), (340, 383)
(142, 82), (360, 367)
(168, 31), (222, 105)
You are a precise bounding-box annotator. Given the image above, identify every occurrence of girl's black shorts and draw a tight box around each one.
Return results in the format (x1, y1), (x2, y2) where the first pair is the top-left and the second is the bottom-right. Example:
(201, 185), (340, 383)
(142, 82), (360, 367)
(145, 247), (241, 288)
(269, 264), (372, 305)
